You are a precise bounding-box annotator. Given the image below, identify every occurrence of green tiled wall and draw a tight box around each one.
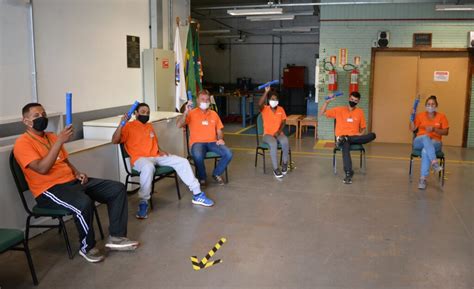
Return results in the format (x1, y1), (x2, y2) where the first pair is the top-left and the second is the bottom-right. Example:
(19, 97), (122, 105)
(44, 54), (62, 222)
(317, 3), (474, 146)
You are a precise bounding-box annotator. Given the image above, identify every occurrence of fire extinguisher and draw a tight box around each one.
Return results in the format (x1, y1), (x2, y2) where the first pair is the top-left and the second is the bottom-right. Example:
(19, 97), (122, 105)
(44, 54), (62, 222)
(349, 68), (359, 94)
(328, 69), (338, 91)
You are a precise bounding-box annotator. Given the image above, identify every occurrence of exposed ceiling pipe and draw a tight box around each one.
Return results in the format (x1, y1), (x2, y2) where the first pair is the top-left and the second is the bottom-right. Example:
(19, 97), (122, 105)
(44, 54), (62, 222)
(194, 1), (450, 10)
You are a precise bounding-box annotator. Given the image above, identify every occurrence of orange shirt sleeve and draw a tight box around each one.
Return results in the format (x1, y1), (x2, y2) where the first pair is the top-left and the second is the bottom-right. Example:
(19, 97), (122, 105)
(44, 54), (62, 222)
(325, 107), (337, 118)
(440, 114), (449, 129)
(14, 139), (40, 169)
(214, 112), (224, 130)
(281, 108), (287, 120)
(414, 113), (422, 129)
(120, 124), (129, 143)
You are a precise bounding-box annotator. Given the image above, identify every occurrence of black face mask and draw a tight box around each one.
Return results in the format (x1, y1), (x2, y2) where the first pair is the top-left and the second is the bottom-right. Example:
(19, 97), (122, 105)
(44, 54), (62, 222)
(349, 101), (358, 108)
(137, 115), (149, 124)
(32, 117), (48, 131)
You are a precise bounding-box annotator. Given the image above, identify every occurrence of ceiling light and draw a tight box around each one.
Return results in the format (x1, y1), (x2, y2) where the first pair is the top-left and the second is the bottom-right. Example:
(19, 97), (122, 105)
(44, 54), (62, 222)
(272, 26), (318, 32)
(247, 14), (295, 21)
(200, 29), (231, 34)
(227, 8), (283, 16)
(435, 4), (474, 11)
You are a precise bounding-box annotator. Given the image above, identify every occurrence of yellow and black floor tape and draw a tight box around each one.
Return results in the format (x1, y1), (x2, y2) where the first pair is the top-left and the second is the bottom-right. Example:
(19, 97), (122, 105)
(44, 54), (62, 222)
(190, 238), (227, 271)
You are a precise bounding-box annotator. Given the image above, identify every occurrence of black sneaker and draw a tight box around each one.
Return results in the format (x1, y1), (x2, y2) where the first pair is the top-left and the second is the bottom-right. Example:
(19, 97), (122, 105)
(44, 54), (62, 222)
(336, 136), (348, 148)
(343, 172), (352, 184)
(281, 163), (288, 175)
(273, 169), (283, 178)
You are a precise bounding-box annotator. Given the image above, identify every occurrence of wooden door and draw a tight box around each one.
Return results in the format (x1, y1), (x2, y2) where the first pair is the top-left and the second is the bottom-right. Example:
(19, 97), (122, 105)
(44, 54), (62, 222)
(418, 52), (469, 147)
(372, 51), (419, 144)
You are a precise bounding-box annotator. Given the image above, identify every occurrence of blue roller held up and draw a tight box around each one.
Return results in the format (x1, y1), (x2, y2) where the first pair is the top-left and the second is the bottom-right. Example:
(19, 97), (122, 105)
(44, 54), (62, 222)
(65, 92), (72, 126)
(121, 101), (140, 127)
(257, 80), (279, 90)
(324, 91), (343, 100)
(410, 97), (420, 122)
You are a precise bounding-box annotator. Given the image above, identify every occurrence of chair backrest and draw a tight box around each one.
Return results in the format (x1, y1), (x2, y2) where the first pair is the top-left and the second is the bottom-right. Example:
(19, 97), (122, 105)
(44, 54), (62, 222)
(184, 125), (192, 157)
(333, 119), (337, 142)
(9, 152), (33, 215)
(118, 143), (133, 174)
(255, 113), (264, 145)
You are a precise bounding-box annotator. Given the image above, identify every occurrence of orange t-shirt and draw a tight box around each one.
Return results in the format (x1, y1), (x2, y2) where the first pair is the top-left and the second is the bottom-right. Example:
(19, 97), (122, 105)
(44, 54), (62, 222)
(13, 132), (75, 198)
(121, 120), (159, 166)
(185, 108), (224, 147)
(414, 112), (449, 142)
(261, 105), (287, 136)
(325, 106), (366, 137)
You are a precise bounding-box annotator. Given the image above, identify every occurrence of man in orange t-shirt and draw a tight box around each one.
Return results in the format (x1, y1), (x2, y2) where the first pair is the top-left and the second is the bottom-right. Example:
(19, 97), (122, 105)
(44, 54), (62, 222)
(177, 90), (233, 187)
(13, 103), (138, 263)
(320, 91), (376, 184)
(112, 103), (214, 219)
(258, 86), (290, 178)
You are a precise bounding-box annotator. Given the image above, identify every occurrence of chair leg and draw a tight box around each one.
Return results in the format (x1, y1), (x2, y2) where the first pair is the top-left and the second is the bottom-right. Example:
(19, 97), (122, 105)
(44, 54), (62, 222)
(23, 240), (39, 285)
(59, 217), (73, 259)
(441, 157), (445, 187)
(25, 216), (32, 243)
(174, 172), (182, 200)
(93, 206), (104, 240)
(149, 182), (154, 210)
(333, 151), (337, 175)
(263, 150), (266, 174)
(409, 156), (413, 178)
(225, 167), (229, 183)
(254, 148), (258, 168)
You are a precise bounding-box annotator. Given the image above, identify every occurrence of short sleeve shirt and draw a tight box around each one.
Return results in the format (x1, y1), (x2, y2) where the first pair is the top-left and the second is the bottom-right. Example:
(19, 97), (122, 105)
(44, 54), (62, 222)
(325, 106), (366, 137)
(121, 120), (159, 166)
(261, 105), (287, 136)
(13, 132), (75, 198)
(414, 112), (449, 142)
(185, 108), (224, 146)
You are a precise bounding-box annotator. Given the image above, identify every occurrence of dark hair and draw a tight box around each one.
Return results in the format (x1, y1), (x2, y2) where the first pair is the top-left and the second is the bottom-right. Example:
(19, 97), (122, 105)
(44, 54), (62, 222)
(350, 91), (361, 99)
(425, 95), (438, 106)
(135, 103), (150, 113)
(22, 103), (42, 117)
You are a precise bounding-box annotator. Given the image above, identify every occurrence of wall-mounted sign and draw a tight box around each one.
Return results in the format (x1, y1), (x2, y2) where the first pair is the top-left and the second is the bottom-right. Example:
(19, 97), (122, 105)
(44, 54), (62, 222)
(434, 71), (449, 82)
(162, 59), (169, 69)
(413, 33), (432, 48)
(339, 48), (347, 67)
(127, 35), (140, 68)
(354, 56), (361, 66)
(330, 55), (337, 65)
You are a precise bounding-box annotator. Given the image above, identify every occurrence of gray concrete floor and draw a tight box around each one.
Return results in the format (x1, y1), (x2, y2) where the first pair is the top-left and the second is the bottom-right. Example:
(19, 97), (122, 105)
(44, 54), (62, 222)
(1, 129), (473, 289)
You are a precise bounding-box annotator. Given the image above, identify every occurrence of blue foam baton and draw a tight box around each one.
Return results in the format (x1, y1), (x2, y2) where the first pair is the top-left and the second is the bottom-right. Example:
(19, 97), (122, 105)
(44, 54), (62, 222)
(410, 97), (420, 122)
(324, 91), (343, 100)
(66, 92), (72, 126)
(121, 101), (140, 127)
(257, 80), (279, 90)
(187, 91), (194, 108)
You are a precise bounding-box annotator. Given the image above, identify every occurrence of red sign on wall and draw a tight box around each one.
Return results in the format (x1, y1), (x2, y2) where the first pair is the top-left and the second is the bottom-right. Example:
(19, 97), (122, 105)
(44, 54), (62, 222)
(162, 59), (169, 69)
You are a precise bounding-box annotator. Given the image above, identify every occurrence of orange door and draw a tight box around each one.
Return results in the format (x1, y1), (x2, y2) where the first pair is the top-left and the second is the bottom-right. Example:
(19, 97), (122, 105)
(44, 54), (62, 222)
(418, 52), (469, 147)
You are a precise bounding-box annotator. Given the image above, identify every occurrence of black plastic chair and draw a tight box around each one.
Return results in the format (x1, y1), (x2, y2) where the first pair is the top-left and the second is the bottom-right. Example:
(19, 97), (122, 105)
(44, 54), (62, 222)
(254, 113), (292, 173)
(184, 126), (229, 183)
(0, 228), (38, 285)
(119, 143), (181, 209)
(9, 152), (104, 260)
(332, 120), (366, 175)
(408, 131), (446, 186)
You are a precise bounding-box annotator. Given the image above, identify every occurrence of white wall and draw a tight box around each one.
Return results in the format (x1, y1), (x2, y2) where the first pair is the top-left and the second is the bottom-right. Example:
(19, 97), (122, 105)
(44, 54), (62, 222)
(33, 0), (150, 114)
(0, 0), (34, 117)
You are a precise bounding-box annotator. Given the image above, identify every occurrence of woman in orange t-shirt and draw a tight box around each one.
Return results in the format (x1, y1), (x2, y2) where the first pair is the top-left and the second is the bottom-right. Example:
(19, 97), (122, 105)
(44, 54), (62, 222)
(409, 95), (449, 190)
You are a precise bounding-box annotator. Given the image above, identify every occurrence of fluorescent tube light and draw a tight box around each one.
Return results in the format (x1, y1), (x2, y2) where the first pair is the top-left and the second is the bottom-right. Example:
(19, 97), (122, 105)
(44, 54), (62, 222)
(247, 14), (295, 21)
(227, 8), (283, 16)
(435, 4), (474, 11)
(273, 26), (318, 32)
(200, 29), (231, 34)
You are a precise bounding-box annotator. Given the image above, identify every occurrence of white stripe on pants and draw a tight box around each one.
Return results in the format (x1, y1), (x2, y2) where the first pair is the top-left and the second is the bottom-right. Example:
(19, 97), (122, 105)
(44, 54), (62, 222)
(133, 155), (201, 200)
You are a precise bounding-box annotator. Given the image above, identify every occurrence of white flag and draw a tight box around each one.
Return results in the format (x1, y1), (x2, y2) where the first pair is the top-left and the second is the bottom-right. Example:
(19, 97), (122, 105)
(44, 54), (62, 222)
(174, 26), (187, 111)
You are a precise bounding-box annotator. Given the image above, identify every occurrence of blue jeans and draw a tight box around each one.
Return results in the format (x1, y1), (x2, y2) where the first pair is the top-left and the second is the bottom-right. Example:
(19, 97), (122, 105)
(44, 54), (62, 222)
(191, 142), (233, 181)
(413, 135), (442, 177)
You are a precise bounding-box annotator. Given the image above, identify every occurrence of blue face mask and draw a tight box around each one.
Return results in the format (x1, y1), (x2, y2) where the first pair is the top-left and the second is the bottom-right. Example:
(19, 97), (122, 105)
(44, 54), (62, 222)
(426, 106), (436, 113)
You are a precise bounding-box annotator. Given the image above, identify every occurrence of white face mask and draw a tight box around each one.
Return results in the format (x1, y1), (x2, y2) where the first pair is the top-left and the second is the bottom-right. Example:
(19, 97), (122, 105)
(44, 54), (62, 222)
(199, 102), (210, 110)
(269, 100), (279, 108)
(426, 106), (436, 113)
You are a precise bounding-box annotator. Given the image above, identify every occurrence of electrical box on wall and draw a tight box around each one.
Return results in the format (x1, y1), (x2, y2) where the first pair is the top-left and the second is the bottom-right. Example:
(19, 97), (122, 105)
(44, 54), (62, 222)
(143, 49), (175, 112)
(283, 66), (306, 88)
(469, 31), (474, 48)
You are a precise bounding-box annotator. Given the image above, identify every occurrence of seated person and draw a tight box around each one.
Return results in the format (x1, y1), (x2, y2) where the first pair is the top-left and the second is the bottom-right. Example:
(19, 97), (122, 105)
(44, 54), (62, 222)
(14, 103), (138, 263)
(177, 90), (233, 187)
(320, 91), (376, 184)
(258, 86), (290, 178)
(112, 103), (214, 219)
(409, 95), (448, 190)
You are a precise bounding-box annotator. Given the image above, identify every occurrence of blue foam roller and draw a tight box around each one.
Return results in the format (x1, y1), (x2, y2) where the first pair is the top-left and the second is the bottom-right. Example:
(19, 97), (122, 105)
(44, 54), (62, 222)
(66, 92), (72, 126)
(121, 101), (140, 127)
(257, 80), (279, 90)
(324, 91), (343, 100)
(410, 98), (420, 122)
